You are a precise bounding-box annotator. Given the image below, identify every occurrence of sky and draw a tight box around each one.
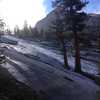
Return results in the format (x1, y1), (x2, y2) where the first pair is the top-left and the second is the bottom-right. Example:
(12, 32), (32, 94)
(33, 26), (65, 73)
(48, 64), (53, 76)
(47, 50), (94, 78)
(0, 0), (100, 30)
(0, 0), (47, 30)
(44, 0), (100, 14)
(85, 0), (100, 14)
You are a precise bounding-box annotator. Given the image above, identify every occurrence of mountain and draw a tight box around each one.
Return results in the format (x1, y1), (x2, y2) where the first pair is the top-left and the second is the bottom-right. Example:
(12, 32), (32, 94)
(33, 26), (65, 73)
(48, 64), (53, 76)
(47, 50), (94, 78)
(35, 11), (56, 33)
(87, 13), (100, 27)
(36, 11), (100, 32)
(36, 11), (100, 37)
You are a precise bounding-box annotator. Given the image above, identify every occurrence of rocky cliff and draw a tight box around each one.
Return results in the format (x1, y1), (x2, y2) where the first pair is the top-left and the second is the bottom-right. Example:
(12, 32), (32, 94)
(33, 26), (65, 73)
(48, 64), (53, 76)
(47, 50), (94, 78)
(36, 11), (100, 37)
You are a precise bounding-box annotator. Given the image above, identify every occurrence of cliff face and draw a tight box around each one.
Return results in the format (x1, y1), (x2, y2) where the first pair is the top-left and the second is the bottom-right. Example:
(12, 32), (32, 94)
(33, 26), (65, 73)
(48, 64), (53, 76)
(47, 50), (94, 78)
(36, 11), (100, 36)
(35, 11), (56, 33)
(87, 14), (100, 27)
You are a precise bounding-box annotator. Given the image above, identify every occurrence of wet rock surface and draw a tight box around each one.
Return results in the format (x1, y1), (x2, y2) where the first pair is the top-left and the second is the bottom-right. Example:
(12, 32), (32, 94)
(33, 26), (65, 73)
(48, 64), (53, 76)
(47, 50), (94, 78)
(0, 48), (99, 100)
(0, 36), (100, 100)
(0, 66), (39, 100)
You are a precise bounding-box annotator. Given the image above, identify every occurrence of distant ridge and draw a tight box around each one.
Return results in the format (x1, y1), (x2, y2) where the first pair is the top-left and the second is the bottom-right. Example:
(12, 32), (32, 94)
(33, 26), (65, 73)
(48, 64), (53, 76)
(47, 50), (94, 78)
(35, 10), (100, 38)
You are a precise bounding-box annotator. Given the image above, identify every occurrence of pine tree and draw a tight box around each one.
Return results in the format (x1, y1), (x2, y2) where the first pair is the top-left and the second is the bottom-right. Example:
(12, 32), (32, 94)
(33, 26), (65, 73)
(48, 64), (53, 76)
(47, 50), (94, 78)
(0, 18), (5, 36)
(53, 0), (88, 73)
(14, 25), (20, 37)
(50, 11), (69, 68)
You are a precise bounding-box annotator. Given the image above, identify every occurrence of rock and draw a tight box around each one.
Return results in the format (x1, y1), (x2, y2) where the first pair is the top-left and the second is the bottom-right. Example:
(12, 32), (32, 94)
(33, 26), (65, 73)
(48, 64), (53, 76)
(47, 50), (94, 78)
(95, 75), (100, 85)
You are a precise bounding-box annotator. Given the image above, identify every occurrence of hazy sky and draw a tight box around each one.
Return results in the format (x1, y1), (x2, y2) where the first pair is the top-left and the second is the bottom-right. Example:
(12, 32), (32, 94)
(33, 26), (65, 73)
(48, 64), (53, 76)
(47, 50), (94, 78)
(0, 0), (100, 30)
(0, 0), (46, 30)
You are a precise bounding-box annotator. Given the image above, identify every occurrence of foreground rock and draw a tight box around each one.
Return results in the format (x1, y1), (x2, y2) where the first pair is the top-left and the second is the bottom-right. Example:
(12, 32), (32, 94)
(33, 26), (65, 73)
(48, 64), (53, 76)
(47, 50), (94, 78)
(0, 47), (99, 100)
(0, 66), (39, 100)
(0, 36), (100, 100)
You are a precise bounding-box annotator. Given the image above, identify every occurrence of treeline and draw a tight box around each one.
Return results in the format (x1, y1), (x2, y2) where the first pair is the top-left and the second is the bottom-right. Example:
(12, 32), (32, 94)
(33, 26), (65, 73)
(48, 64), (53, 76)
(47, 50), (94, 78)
(13, 19), (100, 48)
(14, 21), (39, 39)
(13, 21), (58, 41)
(0, 18), (5, 36)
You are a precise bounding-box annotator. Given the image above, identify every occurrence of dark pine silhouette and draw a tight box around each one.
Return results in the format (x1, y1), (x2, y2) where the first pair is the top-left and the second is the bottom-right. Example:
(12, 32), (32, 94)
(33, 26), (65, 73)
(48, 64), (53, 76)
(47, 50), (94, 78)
(50, 11), (69, 68)
(53, 0), (88, 73)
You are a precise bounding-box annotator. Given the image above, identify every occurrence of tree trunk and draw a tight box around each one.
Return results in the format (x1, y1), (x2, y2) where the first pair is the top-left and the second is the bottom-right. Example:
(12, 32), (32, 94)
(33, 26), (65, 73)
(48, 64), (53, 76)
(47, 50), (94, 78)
(57, 33), (69, 69)
(61, 39), (69, 69)
(98, 36), (100, 49)
(74, 31), (81, 73)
